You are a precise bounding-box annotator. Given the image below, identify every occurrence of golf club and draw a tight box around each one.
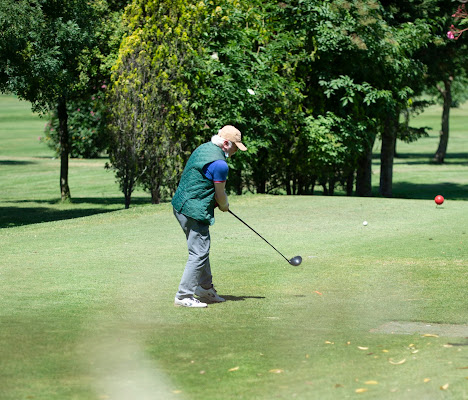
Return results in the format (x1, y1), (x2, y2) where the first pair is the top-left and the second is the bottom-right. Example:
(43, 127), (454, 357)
(228, 210), (302, 266)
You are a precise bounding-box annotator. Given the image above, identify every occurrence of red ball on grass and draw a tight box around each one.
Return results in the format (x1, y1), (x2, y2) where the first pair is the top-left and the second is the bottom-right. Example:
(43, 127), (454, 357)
(435, 195), (444, 205)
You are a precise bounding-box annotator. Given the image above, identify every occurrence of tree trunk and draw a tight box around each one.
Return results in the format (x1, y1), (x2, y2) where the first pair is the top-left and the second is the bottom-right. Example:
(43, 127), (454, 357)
(320, 180), (328, 195)
(328, 178), (335, 196)
(124, 193), (131, 209)
(346, 172), (354, 196)
(123, 165), (135, 209)
(356, 138), (375, 197)
(310, 176), (316, 195)
(253, 148), (267, 194)
(57, 97), (71, 201)
(433, 77), (453, 164)
(297, 176), (305, 195)
(151, 184), (160, 204)
(379, 109), (399, 198)
(285, 171), (292, 195)
(234, 169), (243, 195)
(393, 136), (398, 158)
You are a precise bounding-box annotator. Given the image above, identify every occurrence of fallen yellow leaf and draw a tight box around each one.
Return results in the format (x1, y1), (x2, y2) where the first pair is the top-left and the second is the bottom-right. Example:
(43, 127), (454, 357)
(389, 358), (406, 365)
(228, 366), (239, 372)
(440, 383), (449, 390)
(358, 346), (369, 350)
(269, 369), (284, 374)
(382, 349), (389, 353)
(355, 388), (368, 393)
(424, 378), (431, 383)
(365, 380), (378, 385)
(325, 341), (334, 344)
(422, 334), (439, 338)
(443, 344), (453, 348)
(172, 390), (182, 394)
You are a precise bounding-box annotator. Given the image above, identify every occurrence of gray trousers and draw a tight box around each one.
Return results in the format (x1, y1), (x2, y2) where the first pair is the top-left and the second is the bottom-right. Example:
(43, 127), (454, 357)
(173, 208), (212, 299)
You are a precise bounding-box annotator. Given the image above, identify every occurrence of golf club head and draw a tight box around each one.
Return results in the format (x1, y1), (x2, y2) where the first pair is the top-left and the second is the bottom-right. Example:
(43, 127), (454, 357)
(289, 256), (302, 266)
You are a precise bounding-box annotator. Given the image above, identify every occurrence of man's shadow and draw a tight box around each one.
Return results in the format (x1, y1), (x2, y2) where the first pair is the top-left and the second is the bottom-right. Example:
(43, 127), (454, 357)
(222, 295), (265, 302)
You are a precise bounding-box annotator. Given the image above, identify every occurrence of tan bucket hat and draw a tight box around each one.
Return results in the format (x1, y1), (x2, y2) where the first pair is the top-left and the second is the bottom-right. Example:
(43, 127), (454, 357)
(218, 125), (247, 151)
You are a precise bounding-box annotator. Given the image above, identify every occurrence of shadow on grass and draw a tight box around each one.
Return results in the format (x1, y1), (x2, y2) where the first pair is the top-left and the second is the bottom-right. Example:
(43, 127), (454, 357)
(0, 206), (118, 228)
(392, 182), (468, 201)
(0, 196), (156, 228)
(5, 197), (141, 206)
(373, 152), (468, 166)
(0, 160), (37, 166)
(222, 295), (266, 302)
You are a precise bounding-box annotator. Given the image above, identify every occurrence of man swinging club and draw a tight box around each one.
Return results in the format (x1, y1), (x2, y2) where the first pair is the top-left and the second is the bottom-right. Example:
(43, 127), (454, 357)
(171, 125), (247, 307)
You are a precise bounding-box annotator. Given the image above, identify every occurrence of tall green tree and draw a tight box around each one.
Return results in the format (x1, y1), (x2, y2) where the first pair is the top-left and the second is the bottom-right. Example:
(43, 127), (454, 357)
(108, 0), (209, 206)
(41, 0), (131, 159)
(107, 41), (148, 209)
(422, 1), (468, 164)
(292, 0), (430, 197)
(382, 0), (468, 164)
(0, 0), (127, 200)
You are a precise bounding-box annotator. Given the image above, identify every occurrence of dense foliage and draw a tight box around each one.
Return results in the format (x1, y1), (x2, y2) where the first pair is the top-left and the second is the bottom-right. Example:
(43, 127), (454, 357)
(42, 86), (109, 158)
(2, 0), (467, 204)
(108, 0), (438, 205)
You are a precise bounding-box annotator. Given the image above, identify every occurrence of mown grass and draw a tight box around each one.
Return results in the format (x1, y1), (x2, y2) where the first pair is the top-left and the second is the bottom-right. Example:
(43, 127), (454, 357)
(0, 94), (467, 399)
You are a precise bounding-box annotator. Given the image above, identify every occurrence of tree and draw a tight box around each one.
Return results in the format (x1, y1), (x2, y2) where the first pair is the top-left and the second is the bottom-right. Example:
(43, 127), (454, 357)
(107, 44), (148, 209)
(108, 0), (208, 206)
(197, 0), (305, 195)
(278, 1), (430, 197)
(425, 2), (468, 163)
(40, 0), (131, 159)
(0, 0), (128, 200)
(384, 0), (468, 165)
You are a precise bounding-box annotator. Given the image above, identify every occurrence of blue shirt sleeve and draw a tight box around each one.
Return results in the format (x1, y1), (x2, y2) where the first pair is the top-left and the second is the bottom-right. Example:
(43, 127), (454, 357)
(203, 160), (229, 182)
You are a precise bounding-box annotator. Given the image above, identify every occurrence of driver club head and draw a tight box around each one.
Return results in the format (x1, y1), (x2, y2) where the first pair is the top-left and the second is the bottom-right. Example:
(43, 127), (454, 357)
(289, 256), (302, 266)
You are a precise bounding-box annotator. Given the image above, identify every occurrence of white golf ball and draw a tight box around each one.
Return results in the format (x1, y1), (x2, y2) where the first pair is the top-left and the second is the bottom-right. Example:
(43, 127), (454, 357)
(363, 221), (368, 226)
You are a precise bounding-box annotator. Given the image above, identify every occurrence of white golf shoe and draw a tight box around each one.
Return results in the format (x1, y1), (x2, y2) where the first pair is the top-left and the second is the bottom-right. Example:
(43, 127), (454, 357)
(174, 296), (207, 308)
(195, 285), (225, 303)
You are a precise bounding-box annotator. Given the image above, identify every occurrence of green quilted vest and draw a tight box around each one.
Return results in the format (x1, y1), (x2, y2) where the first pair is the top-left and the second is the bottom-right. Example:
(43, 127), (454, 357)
(171, 142), (226, 225)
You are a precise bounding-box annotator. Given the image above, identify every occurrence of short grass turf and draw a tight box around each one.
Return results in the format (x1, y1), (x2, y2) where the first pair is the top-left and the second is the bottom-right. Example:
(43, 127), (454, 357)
(0, 196), (467, 400)
(1, 94), (467, 399)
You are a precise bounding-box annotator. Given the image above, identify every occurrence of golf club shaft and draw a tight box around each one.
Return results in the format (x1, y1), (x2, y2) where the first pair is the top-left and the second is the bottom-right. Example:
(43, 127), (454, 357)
(228, 210), (289, 263)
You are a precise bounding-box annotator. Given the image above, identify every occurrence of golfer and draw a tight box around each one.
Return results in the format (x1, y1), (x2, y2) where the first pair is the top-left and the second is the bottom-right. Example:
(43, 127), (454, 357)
(172, 125), (247, 307)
